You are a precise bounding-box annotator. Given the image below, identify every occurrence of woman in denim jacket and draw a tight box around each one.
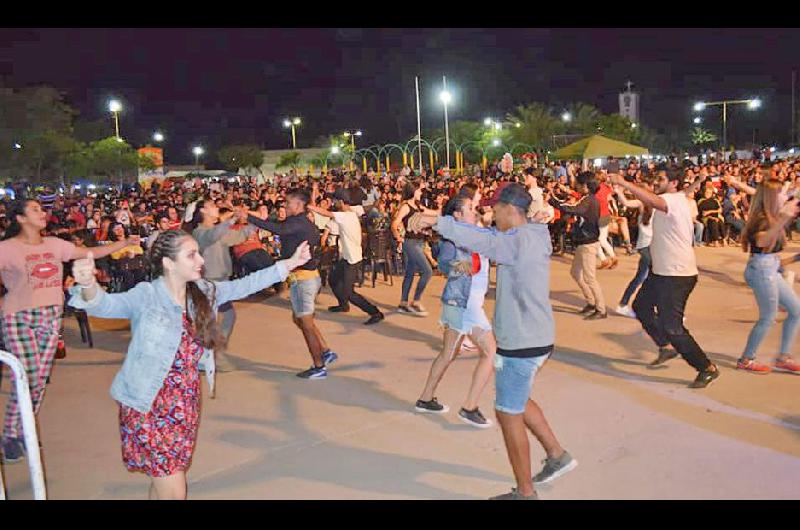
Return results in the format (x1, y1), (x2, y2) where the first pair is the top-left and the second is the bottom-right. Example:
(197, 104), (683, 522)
(69, 230), (310, 499)
(415, 194), (497, 428)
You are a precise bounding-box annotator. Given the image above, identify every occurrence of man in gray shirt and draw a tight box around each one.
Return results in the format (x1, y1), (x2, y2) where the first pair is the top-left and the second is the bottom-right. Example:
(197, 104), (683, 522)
(419, 183), (577, 500)
(193, 199), (257, 372)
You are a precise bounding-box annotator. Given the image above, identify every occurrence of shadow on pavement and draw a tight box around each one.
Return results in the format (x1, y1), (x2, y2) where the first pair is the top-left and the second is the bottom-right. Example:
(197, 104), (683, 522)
(552, 346), (691, 387)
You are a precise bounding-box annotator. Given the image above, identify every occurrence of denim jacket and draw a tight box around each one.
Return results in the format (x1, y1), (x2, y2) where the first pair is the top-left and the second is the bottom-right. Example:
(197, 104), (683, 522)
(67, 262), (288, 413)
(437, 239), (474, 309)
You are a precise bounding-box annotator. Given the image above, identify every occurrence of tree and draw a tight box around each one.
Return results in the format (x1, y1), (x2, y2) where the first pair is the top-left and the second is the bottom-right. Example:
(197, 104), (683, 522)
(691, 127), (717, 147)
(506, 103), (560, 150)
(86, 137), (141, 184)
(562, 103), (602, 136)
(216, 144), (265, 177)
(0, 85), (78, 182)
(596, 114), (636, 143)
(276, 151), (301, 172)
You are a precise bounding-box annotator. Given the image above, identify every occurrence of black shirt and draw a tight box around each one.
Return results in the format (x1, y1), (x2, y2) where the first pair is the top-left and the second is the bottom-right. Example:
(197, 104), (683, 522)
(247, 213), (321, 271)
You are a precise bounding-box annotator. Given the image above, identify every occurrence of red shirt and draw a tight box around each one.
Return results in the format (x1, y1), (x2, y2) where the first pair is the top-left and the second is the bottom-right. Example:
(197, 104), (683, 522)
(595, 182), (612, 217)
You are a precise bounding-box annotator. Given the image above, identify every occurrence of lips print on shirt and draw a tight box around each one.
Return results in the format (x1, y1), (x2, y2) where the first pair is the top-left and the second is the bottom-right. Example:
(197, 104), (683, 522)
(25, 251), (62, 290)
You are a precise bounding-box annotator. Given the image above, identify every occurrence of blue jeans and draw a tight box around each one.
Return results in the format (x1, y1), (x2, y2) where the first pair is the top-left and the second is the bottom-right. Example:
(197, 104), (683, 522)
(620, 246), (651, 306)
(693, 221), (704, 244)
(401, 238), (432, 303)
(742, 254), (800, 359)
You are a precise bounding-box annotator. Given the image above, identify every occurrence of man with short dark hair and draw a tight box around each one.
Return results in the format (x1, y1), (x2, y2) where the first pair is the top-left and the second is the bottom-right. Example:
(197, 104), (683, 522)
(418, 183), (577, 500)
(308, 184), (384, 326)
(247, 189), (339, 379)
(549, 172), (607, 319)
(610, 167), (720, 388)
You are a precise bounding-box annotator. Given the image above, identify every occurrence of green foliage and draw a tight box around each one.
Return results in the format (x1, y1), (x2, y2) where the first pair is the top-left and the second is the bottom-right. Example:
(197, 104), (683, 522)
(216, 144), (265, 175)
(506, 103), (560, 150)
(691, 127), (717, 146)
(276, 151), (302, 171)
(85, 137), (141, 182)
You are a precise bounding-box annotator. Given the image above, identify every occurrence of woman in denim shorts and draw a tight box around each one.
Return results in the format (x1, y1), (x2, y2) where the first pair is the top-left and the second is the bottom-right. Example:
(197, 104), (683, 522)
(415, 194), (497, 428)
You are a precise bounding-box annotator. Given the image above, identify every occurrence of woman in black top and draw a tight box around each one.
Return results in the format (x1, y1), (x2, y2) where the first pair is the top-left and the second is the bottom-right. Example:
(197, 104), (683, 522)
(738, 180), (800, 374)
(697, 186), (725, 246)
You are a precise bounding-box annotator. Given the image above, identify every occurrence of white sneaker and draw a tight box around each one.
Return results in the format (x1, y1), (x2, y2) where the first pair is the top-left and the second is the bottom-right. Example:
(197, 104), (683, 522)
(615, 305), (636, 318)
(409, 304), (429, 317)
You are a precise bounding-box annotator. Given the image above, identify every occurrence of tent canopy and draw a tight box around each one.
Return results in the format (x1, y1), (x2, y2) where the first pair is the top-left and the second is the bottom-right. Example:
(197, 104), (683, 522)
(552, 135), (648, 160)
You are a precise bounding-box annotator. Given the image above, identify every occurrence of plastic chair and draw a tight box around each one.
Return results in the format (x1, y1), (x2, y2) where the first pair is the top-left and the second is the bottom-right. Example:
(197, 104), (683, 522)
(0, 350), (47, 500)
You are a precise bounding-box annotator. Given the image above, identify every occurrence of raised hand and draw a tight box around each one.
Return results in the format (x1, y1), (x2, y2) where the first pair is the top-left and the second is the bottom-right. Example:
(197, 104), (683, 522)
(780, 198), (800, 219)
(73, 251), (97, 288)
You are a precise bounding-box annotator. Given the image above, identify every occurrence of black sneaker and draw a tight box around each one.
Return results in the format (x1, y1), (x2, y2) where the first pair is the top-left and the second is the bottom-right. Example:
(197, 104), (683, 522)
(2, 437), (25, 464)
(328, 305), (350, 313)
(415, 398), (449, 414)
(397, 305), (414, 314)
(584, 309), (608, 320)
(689, 365), (720, 388)
(578, 304), (596, 315)
(296, 366), (328, 380)
(458, 407), (492, 428)
(650, 346), (678, 366)
(364, 312), (385, 325)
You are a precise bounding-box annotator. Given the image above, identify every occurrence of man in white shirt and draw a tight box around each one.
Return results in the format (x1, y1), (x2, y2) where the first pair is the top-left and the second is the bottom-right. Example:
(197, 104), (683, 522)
(308, 189), (384, 325)
(610, 168), (720, 388)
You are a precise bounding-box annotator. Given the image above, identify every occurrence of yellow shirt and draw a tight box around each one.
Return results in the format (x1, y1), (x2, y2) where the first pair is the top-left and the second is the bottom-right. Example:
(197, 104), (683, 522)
(110, 245), (144, 260)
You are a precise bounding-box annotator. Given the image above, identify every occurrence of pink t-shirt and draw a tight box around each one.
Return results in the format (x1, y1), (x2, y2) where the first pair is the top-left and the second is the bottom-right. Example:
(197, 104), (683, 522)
(0, 237), (77, 316)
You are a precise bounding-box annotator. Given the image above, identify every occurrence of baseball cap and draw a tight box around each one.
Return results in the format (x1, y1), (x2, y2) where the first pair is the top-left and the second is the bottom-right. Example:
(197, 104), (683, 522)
(479, 182), (510, 208)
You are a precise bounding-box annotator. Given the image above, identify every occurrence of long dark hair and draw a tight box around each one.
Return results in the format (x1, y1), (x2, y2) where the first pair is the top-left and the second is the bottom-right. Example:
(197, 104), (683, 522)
(149, 229), (224, 349)
(3, 199), (38, 240)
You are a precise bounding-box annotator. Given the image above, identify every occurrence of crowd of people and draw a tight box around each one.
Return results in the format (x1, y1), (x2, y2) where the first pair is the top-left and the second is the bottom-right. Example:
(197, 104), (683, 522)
(1, 151), (800, 500)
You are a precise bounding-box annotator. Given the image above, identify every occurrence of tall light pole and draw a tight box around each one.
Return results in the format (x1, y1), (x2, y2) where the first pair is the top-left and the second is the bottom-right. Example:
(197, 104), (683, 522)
(343, 130), (362, 171)
(439, 76), (452, 171)
(283, 117), (301, 149)
(193, 146), (204, 166)
(108, 99), (122, 140)
(693, 98), (761, 150)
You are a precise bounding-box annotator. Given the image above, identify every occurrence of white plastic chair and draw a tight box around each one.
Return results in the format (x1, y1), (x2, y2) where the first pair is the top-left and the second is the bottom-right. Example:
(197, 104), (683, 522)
(0, 350), (47, 500)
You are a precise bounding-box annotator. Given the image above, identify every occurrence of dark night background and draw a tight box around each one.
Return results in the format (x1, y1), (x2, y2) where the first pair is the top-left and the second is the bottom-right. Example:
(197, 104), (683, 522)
(1, 28), (799, 163)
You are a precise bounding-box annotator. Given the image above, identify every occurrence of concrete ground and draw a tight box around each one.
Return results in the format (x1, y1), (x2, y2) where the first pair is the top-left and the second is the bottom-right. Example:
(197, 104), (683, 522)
(1, 243), (799, 499)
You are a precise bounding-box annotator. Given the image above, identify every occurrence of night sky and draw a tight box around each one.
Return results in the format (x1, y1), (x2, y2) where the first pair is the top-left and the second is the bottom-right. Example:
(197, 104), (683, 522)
(1, 28), (799, 163)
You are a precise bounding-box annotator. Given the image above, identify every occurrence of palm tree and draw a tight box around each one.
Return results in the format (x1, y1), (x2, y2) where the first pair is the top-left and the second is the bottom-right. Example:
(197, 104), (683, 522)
(506, 103), (559, 150)
(562, 103), (602, 135)
(691, 127), (717, 147)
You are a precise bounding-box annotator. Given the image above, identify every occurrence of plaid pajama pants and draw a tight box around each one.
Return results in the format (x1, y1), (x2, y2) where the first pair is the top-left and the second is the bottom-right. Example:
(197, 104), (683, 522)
(2, 305), (62, 440)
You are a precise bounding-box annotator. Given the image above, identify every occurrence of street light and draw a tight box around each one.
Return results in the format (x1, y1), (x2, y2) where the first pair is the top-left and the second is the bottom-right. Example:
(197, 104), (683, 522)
(283, 117), (302, 149)
(561, 112), (572, 122)
(483, 118), (492, 126)
(693, 117), (702, 124)
(492, 139), (501, 147)
(631, 122), (638, 129)
(13, 143), (21, 149)
(193, 146), (204, 166)
(342, 130), (362, 170)
(692, 97), (762, 149)
(439, 76), (453, 170)
(331, 146), (340, 155)
(153, 132), (164, 143)
(108, 99), (122, 139)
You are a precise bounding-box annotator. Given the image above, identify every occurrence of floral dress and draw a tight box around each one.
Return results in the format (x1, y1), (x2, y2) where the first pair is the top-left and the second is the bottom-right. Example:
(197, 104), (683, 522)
(119, 314), (203, 477)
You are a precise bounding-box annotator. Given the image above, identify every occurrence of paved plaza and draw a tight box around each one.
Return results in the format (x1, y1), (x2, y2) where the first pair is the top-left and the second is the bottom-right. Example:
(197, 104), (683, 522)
(2, 244), (799, 500)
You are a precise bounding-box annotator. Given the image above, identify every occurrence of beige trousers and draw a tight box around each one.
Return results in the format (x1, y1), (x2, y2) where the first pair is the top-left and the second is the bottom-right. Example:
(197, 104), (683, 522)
(571, 242), (606, 312)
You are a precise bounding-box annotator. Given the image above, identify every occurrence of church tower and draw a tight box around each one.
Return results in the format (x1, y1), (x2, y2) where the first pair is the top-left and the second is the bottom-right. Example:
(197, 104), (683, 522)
(618, 81), (640, 124)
